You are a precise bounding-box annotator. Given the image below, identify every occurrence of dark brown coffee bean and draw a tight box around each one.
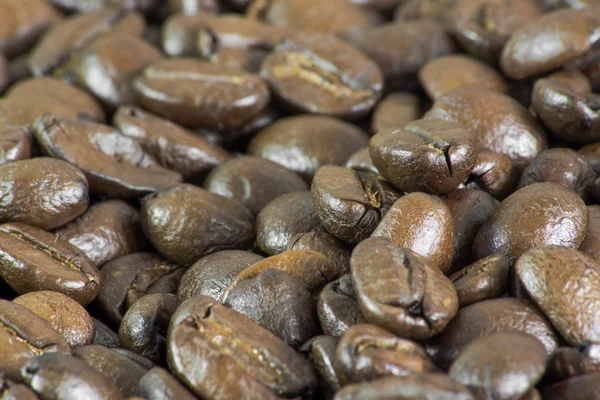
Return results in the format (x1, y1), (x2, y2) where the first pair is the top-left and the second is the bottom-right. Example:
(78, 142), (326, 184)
(119, 293), (180, 364)
(177, 250), (264, 302)
(0, 223), (101, 305)
(419, 55), (509, 100)
(204, 156), (308, 215)
(167, 296), (317, 399)
(547, 344), (600, 381)
(346, 20), (455, 90)
(20, 353), (125, 400)
(543, 372), (600, 400)
(463, 151), (519, 200)
(516, 245), (600, 347)
(140, 184), (254, 266)
(133, 58), (270, 130)
(0, 299), (71, 375)
(370, 119), (478, 195)
(351, 237), (459, 340)
(161, 13), (213, 57)
(345, 148), (379, 175)
(92, 318), (120, 348)
(426, 87), (547, 169)
(14, 291), (95, 348)
(300, 336), (340, 395)
(248, 115), (370, 181)
(334, 374), (475, 400)
(443, 189), (499, 271)
(55, 200), (145, 268)
(74, 345), (152, 398)
(113, 106), (230, 179)
(372, 193), (454, 273)
(224, 269), (319, 348)
(501, 8), (600, 80)
(256, 192), (324, 256)
(33, 114), (182, 199)
(335, 324), (438, 385)
(135, 367), (197, 400)
(287, 232), (350, 276)
(370, 92), (421, 134)
(317, 274), (366, 337)
(261, 33), (383, 119)
(449, 331), (547, 400)
(97, 252), (184, 326)
(450, 254), (510, 307)
(0, 372), (38, 400)
(473, 183), (588, 260)
(0, 157), (88, 230)
(426, 298), (560, 369)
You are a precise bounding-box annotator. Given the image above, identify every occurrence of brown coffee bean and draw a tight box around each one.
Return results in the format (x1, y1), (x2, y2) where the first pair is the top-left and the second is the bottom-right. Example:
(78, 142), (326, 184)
(394, 0), (458, 27)
(351, 237), (459, 340)
(248, 115), (370, 181)
(92, 318), (120, 348)
(133, 58), (270, 130)
(261, 33), (383, 119)
(177, 250), (264, 302)
(287, 232), (350, 276)
(449, 332), (548, 400)
(345, 148), (379, 175)
(113, 106), (230, 179)
(580, 206), (600, 263)
(370, 119), (478, 195)
(370, 92), (421, 134)
(161, 13), (213, 57)
(0, 372), (38, 400)
(579, 143), (600, 175)
(501, 8), (600, 80)
(140, 184), (254, 266)
(300, 336), (340, 394)
(547, 344), (600, 381)
(135, 367), (197, 400)
(463, 151), (519, 200)
(0, 223), (100, 305)
(334, 324), (438, 385)
(317, 274), (366, 337)
(473, 183), (588, 260)
(0, 127), (32, 166)
(33, 114), (182, 199)
(0, 157), (88, 230)
(372, 193), (454, 273)
(450, 254), (510, 307)
(546, 69), (592, 93)
(14, 291), (95, 348)
(426, 87), (547, 169)
(543, 372), (600, 400)
(426, 298), (560, 369)
(167, 296), (317, 399)
(516, 245), (600, 347)
(419, 55), (509, 100)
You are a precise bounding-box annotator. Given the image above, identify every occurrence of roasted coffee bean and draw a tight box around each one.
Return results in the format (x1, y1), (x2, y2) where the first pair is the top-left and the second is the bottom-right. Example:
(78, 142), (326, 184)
(261, 33), (383, 119)
(317, 274), (366, 337)
(74, 345), (151, 398)
(248, 115), (370, 181)
(133, 58), (270, 130)
(119, 293), (180, 364)
(580, 206), (600, 263)
(334, 374), (475, 400)
(0, 223), (100, 305)
(177, 250), (264, 302)
(443, 189), (499, 271)
(351, 237), (459, 340)
(0, 372), (38, 400)
(300, 336), (340, 394)
(370, 92), (421, 134)
(92, 318), (120, 348)
(256, 192), (324, 256)
(579, 143), (600, 175)
(113, 106), (230, 179)
(449, 331), (547, 400)
(543, 372), (600, 400)
(204, 156), (308, 215)
(516, 245), (600, 347)
(473, 183), (588, 260)
(14, 291), (95, 348)
(0, 158), (88, 230)
(0, 299), (71, 375)
(335, 324), (438, 385)
(419, 55), (509, 100)
(97, 252), (184, 326)
(546, 68), (592, 93)
(135, 367), (197, 400)
(501, 8), (600, 80)
(0, 127), (32, 166)
(370, 119), (478, 195)
(55, 200), (144, 268)
(345, 148), (379, 175)
(287, 232), (350, 276)
(140, 184), (254, 266)
(224, 269), (319, 348)
(463, 151), (519, 200)
(426, 87), (547, 169)
(33, 114), (182, 199)
(161, 13), (213, 57)
(426, 298), (560, 369)
(20, 353), (125, 400)
(449, 254), (510, 307)
(346, 20), (455, 90)
(167, 296), (317, 399)
(372, 193), (454, 273)
(547, 343), (600, 381)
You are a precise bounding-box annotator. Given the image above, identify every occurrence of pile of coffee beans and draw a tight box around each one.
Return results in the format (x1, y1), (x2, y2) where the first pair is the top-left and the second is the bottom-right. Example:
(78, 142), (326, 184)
(2, 0), (600, 399)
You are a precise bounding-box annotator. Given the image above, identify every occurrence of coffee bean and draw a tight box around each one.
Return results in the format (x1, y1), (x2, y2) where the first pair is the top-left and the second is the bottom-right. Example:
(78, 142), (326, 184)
(287, 232), (350, 275)
(0, 127), (32, 166)
(370, 92), (421, 134)
(300, 336), (340, 394)
(167, 0), (220, 15)
(345, 148), (379, 175)
(317, 274), (366, 337)
(463, 151), (519, 200)
(394, 0), (458, 27)
(547, 343), (600, 381)
(135, 367), (197, 400)
(543, 372), (600, 400)
(92, 318), (120, 348)
(0, 372), (38, 400)
(579, 143), (600, 175)
(161, 13), (213, 57)
(449, 254), (510, 307)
